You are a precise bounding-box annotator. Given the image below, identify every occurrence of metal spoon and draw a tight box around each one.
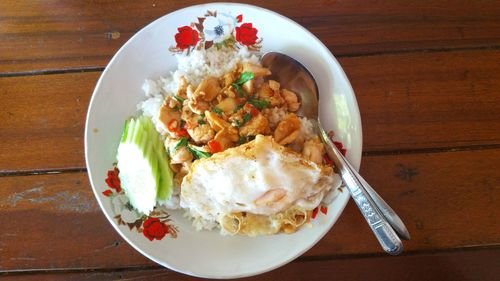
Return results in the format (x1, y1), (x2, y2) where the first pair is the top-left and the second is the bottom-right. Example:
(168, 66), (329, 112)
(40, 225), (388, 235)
(262, 52), (410, 255)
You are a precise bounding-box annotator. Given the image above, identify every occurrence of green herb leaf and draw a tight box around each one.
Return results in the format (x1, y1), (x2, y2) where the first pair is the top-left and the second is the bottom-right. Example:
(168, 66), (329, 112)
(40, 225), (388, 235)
(243, 113), (252, 123)
(233, 119), (242, 128)
(188, 146), (212, 159)
(197, 118), (206, 125)
(233, 103), (244, 113)
(231, 83), (246, 97)
(238, 136), (247, 145)
(234, 72), (254, 85)
(173, 95), (185, 103)
(211, 107), (223, 115)
(175, 137), (211, 159)
(238, 135), (255, 145)
(247, 98), (270, 110)
(172, 105), (181, 112)
(174, 137), (188, 151)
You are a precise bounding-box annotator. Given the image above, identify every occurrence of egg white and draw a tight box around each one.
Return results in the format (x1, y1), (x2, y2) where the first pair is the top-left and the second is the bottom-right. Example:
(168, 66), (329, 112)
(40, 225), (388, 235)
(180, 135), (338, 223)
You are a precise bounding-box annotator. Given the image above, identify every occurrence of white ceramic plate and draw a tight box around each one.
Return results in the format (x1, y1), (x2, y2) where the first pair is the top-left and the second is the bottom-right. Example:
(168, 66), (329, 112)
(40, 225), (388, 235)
(85, 3), (362, 279)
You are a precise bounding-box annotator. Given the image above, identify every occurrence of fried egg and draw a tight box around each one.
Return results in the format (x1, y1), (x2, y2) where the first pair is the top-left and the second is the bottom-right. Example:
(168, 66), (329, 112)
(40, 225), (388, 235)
(180, 135), (339, 223)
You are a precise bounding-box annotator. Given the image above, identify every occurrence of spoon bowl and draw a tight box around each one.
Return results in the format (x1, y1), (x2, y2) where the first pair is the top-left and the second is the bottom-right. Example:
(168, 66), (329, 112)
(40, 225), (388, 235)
(262, 52), (319, 119)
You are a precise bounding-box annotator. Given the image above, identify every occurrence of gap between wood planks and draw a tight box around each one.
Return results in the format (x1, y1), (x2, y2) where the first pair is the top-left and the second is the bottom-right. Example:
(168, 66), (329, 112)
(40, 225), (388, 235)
(1, 143), (499, 177)
(1, 244), (499, 276)
(2, 44), (500, 78)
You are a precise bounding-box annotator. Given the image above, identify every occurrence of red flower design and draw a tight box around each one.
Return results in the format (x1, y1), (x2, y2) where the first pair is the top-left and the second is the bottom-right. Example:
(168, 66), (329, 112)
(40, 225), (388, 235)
(142, 217), (169, 241)
(312, 207), (319, 219)
(333, 141), (347, 156)
(102, 190), (112, 197)
(236, 14), (243, 23)
(174, 26), (199, 49)
(235, 23), (258, 46)
(105, 167), (122, 192)
(320, 206), (328, 215)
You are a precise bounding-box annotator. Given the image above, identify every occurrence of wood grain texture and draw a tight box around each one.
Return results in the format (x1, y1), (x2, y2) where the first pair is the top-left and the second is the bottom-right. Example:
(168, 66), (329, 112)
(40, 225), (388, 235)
(0, 72), (98, 172)
(2, 248), (499, 281)
(341, 49), (500, 152)
(1, 49), (499, 172)
(1, 149), (498, 271)
(1, 0), (499, 279)
(2, 0), (500, 73)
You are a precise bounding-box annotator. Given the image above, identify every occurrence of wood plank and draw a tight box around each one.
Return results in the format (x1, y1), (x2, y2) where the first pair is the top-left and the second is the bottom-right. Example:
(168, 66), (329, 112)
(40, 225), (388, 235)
(2, 248), (499, 281)
(1, 49), (499, 171)
(0, 149), (498, 271)
(340, 49), (500, 152)
(0, 72), (98, 172)
(2, 0), (500, 72)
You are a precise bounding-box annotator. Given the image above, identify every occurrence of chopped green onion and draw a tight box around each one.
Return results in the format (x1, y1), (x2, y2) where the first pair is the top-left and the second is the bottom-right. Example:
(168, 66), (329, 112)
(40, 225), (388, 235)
(238, 136), (247, 145)
(231, 83), (246, 97)
(233, 113), (252, 128)
(233, 103), (244, 113)
(233, 119), (242, 128)
(247, 98), (270, 110)
(234, 72), (254, 85)
(231, 72), (254, 98)
(173, 95), (185, 103)
(238, 135), (256, 145)
(212, 107), (223, 115)
(188, 146), (212, 159)
(174, 137), (211, 159)
(174, 137), (188, 151)
(243, 113), (252, 123)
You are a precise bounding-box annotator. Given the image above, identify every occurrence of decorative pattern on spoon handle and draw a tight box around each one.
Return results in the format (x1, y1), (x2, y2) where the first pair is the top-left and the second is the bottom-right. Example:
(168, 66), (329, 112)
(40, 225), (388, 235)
(319, 125), (403, 255)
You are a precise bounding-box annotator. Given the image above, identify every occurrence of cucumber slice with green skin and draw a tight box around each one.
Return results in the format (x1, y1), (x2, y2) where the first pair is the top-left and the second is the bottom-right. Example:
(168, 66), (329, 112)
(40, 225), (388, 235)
(142, 116), (173, 202)
(116, 116), (173, 215)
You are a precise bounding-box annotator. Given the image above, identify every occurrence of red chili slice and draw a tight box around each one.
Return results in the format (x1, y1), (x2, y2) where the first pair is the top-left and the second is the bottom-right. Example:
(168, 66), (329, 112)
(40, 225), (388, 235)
(323, 154), (334, 166)
(208, 140), (222, 153)
(175, 128), (189, 137)
(333, 141), (347, 156)
(250, 107), (259, 117)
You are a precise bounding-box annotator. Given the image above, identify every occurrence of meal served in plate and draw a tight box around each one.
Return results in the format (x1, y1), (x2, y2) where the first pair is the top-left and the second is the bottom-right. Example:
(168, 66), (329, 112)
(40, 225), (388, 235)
(116, 46), (342, 236)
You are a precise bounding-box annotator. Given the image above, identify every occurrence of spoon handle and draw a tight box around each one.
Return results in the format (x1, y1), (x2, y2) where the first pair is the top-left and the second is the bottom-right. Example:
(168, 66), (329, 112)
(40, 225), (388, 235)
(319, 127), (404, 255)
(357, 173), (411, 240)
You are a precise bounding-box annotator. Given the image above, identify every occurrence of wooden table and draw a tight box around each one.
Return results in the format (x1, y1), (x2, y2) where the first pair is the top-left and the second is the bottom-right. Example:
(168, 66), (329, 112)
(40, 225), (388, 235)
(1, 1), (499, 280)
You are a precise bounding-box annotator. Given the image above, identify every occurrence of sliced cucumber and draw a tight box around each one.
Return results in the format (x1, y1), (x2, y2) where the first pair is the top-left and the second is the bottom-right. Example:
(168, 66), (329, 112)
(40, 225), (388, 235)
(116, 116), (173, 215)
(143, 116), (173, 202)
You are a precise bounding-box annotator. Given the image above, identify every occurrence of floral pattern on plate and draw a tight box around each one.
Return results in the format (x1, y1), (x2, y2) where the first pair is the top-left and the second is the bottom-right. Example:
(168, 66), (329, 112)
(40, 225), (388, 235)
(169, 10), (262, 53)
(102, 167), (178, 241)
